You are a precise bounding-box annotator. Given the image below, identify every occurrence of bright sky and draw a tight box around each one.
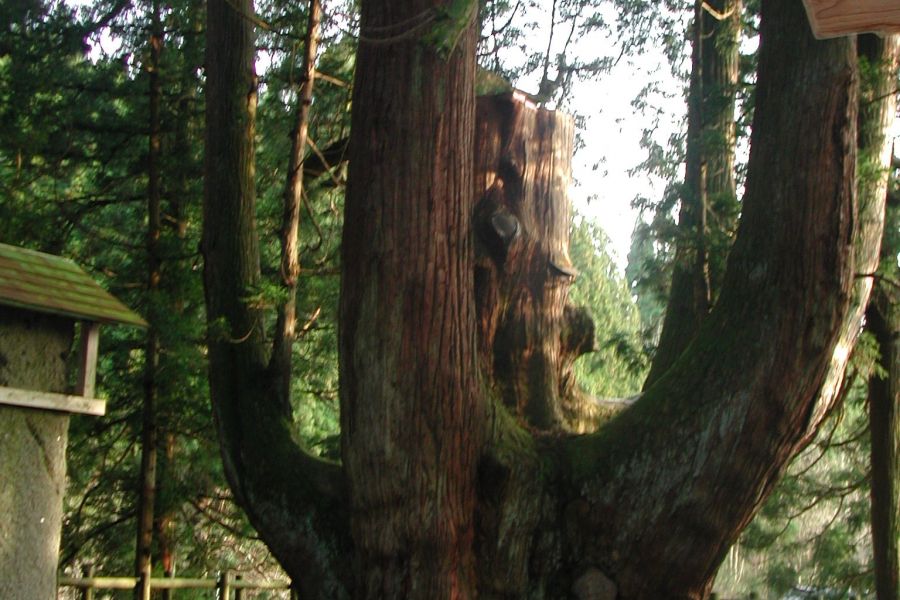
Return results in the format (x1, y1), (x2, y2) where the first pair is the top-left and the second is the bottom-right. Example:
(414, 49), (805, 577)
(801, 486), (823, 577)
(506, 6), (688, 270)
(568, 53), (683, 268)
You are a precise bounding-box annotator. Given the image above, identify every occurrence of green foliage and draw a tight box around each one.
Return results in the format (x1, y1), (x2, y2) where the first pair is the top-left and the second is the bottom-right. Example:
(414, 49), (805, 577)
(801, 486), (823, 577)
(254, 22), (355, 458)
(423, 0), (477, 58)
(714, 373), (875, 598)
(625, 215), (671, 348)
(0, 0), (293, 583)
(568, 214), (647, 397)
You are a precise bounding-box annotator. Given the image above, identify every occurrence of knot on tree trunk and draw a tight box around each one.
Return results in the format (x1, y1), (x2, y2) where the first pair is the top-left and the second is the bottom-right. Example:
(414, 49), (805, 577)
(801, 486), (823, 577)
(474, 92), (597, 432)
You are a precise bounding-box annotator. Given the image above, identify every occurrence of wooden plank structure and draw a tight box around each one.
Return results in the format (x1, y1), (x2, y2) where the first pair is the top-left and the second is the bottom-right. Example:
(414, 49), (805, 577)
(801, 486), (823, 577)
(0, 242), (146, 416)
(58, 570), (291, 599)
(801, 0), (900, 38)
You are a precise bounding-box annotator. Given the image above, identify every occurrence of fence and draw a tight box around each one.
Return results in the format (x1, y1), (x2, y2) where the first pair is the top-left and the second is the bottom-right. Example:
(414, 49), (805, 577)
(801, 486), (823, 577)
(58, 568), (291, 599)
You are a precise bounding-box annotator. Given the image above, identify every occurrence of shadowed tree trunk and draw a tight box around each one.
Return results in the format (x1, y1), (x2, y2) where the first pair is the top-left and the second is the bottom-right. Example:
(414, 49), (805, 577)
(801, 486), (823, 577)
(860, 36), (900, 600)
(644, 0), (742, 388)
(203, 1), (350, 597)
(201, 0), (879, 597)
(134, 3), (162, 597)
(868, 286), (900, 600)
(339, 0), (480, 594)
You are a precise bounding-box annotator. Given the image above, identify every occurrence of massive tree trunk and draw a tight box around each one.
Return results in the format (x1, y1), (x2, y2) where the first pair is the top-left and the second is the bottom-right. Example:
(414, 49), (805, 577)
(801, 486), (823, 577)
(339, 1), (480, 595)
(644, 0), (741, 388)
(202, 0), (873, 598)
(558, 0), (858, 594)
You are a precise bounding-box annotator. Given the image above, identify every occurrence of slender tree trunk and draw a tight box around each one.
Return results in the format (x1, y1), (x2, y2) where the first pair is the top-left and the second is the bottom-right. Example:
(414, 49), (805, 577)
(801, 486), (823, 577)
(868, 288), (900, 600)
(135, 4), (162, 597)
(155, 432), (176, 600)
(153, 10), (204, 596)
(271, 0), (321, 406)
(644, 0), (741, 388)
(340, 1), (480, 595)
(860, 35), (900, 600)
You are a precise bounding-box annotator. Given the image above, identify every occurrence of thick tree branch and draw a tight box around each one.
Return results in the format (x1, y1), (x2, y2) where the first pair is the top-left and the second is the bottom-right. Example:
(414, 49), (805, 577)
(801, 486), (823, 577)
(202, 1), (349, 597)
(560, 2), (859, 596)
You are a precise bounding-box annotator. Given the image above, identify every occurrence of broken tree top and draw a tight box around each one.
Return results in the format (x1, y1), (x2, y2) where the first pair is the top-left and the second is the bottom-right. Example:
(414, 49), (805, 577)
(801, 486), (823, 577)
(802, 0), (900, 38)
(0, 242), (147, 328)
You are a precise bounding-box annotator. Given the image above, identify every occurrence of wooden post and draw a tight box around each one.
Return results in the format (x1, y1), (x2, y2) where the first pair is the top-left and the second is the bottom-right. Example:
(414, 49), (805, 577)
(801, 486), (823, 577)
(82, 564), (95, 600)
(217, 570), (232, 600)
(137, 570), (151, 600)
(161, 569), (173, 600)
(75, 321), (100, 397)
(233, 572), (243, 600)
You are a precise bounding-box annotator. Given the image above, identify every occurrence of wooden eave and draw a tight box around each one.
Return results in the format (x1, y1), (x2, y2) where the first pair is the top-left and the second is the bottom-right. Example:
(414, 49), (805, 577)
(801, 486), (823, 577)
(0, 243), (147, 416)
(0, 242), (147, 327)
(802, 0), (900, 39)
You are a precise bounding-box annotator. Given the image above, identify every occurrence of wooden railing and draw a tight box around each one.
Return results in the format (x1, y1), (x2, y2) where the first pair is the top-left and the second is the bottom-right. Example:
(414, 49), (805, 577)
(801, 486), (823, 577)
(58, 568), (291, 599)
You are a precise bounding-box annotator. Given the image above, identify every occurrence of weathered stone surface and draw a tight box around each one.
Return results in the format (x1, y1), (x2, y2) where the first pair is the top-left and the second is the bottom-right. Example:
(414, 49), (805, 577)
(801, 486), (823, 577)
(0, 307), (73, 600)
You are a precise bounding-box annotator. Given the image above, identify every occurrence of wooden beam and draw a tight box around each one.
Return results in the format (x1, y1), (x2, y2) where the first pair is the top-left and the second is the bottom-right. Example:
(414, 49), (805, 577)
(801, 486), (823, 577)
(0, 385), (106, 416)
(803, 0), (900, 39)
(75, 321), (99, 397)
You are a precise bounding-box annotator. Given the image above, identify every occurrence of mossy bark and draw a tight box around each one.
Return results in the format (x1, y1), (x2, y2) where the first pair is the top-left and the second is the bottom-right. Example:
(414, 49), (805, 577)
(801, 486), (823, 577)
(560, 2), (858, 595)
(0, 307), (73, 600)
(644, 0), (741, 389)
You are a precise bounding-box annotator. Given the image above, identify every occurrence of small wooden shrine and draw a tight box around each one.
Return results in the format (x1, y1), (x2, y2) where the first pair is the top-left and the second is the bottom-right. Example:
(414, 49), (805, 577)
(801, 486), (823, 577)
(0, 242), (145, 599)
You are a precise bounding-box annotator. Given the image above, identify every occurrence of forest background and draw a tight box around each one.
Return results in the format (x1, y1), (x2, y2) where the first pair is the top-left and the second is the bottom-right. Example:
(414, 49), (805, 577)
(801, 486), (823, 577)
(0, 0), (897, 597)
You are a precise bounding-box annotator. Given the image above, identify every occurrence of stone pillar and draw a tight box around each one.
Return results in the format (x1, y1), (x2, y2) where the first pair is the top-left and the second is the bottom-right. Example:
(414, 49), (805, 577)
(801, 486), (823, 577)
(0, 307), (74, 600)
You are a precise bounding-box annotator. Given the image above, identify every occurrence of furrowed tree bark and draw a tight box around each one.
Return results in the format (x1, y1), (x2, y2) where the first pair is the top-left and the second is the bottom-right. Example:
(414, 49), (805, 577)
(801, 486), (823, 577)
(471, 94), (593, 599)
(644, 0), (741, 389)
(202, 1), (349, 597)
(795, 33), (900, 450)
(561, 1), (858, 596)
(472, 93), (595, 432)
(339, 0), (481, 595)
(202, 0), (881, 598)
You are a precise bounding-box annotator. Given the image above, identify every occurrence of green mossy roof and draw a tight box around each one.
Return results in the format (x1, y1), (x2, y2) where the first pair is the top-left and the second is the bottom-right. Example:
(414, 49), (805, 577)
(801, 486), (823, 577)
(0, 243), (147, 327)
